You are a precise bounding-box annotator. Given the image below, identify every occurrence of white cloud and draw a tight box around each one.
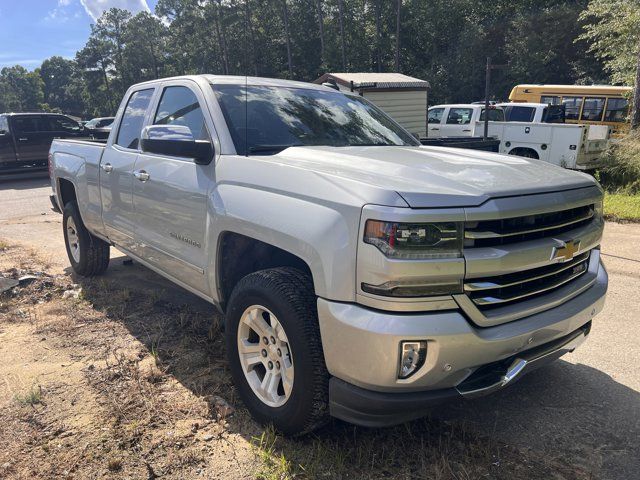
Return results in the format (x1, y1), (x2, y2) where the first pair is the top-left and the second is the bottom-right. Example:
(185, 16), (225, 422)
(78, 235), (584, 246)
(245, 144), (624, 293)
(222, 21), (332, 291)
(80, 0), (150, 21)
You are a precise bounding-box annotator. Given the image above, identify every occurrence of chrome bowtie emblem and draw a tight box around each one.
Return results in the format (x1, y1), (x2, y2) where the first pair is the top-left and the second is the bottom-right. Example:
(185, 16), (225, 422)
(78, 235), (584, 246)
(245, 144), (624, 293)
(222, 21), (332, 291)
(551, 239), (580, 262)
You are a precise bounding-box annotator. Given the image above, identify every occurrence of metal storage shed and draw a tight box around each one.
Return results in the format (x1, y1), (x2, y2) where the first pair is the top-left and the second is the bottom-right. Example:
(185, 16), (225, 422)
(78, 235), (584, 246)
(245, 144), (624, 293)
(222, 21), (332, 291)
(314, 72), (430, 138)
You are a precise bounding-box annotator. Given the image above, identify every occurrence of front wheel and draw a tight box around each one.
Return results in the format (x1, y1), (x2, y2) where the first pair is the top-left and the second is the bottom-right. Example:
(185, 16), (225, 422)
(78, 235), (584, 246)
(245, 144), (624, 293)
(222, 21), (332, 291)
(63, 202), (110, 276)
(225, 267), (329, 435)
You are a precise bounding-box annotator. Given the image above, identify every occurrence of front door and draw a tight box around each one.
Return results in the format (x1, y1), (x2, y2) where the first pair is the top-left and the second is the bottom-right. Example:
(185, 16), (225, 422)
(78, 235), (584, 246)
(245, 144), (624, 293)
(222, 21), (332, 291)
(100, 88), (155, 249)
(0, 116), (16, 170)
(11, 115), (50, 164)
(440, 107), (474, 137)
(132, 83), (212, 294)
(427, 107), (445, 138)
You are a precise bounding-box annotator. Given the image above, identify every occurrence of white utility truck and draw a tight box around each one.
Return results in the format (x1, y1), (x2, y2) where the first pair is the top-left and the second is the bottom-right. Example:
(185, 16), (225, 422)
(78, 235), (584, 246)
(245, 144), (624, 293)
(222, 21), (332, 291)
(428, 103), (609, 170)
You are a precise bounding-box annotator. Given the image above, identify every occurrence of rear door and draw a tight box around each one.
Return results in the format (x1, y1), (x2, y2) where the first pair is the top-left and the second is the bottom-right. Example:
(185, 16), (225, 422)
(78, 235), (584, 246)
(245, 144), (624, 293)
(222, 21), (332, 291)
(132, 81), (213, 293)
(100, 88), (155, 249)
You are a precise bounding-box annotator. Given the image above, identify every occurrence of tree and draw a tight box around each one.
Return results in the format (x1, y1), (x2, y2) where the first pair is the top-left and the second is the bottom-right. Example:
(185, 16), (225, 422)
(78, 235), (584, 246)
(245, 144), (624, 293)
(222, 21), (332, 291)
(580, 0), (640, 85)
(123, 12), (169, 82)
(0, 65), (44, 112)
(580, 0), (640, 127)
(40, 57), (85, 116)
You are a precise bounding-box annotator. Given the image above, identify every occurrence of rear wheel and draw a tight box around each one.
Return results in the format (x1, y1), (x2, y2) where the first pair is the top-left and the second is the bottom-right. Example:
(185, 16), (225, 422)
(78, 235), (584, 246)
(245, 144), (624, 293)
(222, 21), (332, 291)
(63, 202), (110, 276)
(508, 147), (539, 159)
(225, 267), (329, 435)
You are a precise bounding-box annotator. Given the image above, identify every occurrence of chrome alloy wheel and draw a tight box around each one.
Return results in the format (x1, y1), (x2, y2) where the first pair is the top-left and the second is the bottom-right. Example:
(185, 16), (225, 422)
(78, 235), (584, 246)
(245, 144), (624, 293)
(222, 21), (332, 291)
(66, 217), (81, 263)
(237, 305), (294, 407)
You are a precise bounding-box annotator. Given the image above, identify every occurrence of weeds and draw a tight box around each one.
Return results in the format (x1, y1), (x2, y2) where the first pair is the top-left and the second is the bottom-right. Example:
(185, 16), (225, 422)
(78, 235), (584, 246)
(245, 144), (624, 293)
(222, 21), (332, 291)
(15, 385), (43, 406)
(252, 427), (296, 480)
(599, 131), (640, 194)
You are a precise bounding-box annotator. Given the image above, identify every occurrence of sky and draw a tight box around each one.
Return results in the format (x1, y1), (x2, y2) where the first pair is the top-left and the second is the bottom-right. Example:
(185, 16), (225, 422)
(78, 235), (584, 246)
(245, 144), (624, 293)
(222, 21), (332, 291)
(0, 0), (160, 69)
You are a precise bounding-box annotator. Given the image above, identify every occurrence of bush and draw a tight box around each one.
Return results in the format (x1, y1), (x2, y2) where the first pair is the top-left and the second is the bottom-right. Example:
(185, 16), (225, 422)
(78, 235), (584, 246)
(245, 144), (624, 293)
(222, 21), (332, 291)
(598, 131), (640, 194)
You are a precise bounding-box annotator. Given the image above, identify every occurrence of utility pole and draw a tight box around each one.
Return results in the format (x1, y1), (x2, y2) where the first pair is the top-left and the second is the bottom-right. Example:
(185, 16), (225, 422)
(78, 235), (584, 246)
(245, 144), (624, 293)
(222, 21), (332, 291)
(395, 0), (402, 72)
(483, 57), (508, 140)
(484, 57), (491, 140)
(632, 39), (640, 130)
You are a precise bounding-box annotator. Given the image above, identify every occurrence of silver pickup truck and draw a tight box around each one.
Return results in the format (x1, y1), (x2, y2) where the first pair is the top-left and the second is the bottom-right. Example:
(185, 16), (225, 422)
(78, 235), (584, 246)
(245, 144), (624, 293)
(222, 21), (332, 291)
(49, 75), (608, 435)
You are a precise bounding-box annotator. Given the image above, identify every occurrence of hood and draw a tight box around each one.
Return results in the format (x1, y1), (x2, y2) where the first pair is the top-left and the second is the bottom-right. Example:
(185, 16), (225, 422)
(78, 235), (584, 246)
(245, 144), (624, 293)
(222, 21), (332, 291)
(273, 145), (597, 207)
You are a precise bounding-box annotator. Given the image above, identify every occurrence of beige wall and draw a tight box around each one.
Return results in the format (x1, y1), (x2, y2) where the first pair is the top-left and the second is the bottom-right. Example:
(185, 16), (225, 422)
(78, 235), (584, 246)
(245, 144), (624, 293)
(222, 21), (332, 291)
(363, 90), (428, 138)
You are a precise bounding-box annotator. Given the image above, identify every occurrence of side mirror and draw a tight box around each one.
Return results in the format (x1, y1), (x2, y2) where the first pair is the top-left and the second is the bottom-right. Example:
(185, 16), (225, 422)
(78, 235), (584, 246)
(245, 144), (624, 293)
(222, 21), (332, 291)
(140, 125), (214, 165)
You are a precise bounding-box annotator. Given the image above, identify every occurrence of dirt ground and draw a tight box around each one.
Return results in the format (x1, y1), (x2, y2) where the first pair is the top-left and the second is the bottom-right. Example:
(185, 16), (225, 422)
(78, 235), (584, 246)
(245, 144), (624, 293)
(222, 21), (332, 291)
(1, 175), (639, 479)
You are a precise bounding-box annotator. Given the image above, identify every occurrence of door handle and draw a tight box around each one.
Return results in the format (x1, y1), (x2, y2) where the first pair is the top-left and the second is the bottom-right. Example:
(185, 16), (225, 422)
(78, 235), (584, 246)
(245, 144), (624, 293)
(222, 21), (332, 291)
(462, 129), (471, 132)
(430, 127), (440, 131)
(18, 137), (28, 142)
(101, 163), (113, 173)
(133, 170), (150, 182)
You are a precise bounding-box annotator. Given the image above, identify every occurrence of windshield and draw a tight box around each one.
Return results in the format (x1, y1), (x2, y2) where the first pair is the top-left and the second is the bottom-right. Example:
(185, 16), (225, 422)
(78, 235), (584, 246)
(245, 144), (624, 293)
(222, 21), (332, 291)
(212, 84), (419, 155)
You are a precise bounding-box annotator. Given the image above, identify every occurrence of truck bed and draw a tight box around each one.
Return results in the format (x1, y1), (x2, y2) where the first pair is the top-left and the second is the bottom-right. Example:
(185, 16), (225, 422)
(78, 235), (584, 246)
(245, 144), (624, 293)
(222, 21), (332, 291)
(420, 136), (501, 152)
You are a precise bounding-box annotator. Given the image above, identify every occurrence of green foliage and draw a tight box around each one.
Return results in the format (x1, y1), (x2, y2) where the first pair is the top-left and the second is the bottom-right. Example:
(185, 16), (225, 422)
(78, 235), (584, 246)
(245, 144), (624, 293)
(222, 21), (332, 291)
(0, 0), (627, 118)
(599, 132), (640, 194)
(604, 193), (640, 222)
(579, 0), (640, 85)
(0, 65), (44, 112)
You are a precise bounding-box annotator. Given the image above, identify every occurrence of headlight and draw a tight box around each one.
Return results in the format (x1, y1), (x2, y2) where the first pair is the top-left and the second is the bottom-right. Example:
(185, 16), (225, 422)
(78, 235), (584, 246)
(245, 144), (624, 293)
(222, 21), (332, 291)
(363, 220), (463, 259)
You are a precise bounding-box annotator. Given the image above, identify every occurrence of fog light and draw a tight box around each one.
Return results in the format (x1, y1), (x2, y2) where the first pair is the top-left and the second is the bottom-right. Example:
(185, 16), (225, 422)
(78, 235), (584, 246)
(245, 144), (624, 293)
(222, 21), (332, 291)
(398, 341), (427, 379)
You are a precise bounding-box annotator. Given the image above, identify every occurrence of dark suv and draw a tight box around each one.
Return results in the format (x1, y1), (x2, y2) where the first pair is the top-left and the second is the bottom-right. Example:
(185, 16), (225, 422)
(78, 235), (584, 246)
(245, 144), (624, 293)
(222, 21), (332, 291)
(0, 113), (84, 174)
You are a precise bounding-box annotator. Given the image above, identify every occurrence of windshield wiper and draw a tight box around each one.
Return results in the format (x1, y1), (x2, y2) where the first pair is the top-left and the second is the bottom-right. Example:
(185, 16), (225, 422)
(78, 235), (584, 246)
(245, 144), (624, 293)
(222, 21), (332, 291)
(248, 144), (302, 154)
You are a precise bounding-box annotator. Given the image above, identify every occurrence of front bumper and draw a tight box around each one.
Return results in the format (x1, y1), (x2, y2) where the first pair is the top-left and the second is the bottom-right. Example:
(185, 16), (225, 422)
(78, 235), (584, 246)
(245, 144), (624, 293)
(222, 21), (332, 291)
(318, 258), (607, 426)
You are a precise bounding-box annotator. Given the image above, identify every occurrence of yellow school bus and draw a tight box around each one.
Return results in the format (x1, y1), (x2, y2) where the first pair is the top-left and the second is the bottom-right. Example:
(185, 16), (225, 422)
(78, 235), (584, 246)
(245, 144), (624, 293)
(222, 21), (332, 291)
(509, 84), (633, 136)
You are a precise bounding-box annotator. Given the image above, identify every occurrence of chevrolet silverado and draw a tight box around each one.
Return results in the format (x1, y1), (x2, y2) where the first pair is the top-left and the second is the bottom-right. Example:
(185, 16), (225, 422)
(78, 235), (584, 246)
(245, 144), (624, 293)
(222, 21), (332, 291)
(49, 75), (608, 435)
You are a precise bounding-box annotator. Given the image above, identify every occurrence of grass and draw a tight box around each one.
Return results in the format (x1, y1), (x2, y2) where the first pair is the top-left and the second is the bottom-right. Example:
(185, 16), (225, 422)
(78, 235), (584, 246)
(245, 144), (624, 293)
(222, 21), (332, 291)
(15, 385), (43, 406)
(604, 192), (640, 222)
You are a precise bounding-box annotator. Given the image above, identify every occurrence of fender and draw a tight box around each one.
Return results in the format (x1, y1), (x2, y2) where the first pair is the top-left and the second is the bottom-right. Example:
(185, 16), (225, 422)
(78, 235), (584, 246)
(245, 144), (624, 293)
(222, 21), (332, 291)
(208, 183), (363, 302)
(52, 147), (104, 235)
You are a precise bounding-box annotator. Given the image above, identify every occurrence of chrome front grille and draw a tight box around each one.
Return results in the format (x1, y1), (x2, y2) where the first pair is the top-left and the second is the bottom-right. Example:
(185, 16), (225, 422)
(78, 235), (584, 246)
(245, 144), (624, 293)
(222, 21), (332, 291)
(465, 204), (595, 248)
(465, 252), (590, 309)
(458, 192), (604, 327)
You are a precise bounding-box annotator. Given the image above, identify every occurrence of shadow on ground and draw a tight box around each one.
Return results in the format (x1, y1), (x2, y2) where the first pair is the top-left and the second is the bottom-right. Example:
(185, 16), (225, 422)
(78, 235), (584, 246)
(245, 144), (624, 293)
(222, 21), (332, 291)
(70, 255), (640, 479)
(0, 173), (50, 189)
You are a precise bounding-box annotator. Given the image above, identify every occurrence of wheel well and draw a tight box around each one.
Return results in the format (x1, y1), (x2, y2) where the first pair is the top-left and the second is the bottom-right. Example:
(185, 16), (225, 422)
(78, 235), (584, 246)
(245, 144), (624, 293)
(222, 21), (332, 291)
(508, 147), (539, 159)
(217, 232), (314, 309)
(58, 178), (77, 207)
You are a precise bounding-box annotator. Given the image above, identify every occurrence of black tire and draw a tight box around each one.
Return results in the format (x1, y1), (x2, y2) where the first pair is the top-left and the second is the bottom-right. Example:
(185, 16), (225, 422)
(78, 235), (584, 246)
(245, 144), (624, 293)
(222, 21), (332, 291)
(225, 267), (329, 435)
(509, 147), (539, 159)
(63, 201), (110, 276)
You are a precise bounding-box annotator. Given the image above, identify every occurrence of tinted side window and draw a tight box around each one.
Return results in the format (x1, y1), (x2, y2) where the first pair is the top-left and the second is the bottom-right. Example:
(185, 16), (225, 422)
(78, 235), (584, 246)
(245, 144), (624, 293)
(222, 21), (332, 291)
(446, 108), (473, 125)
(562, 96), (583, 120)
(47, 116), (81, 133)
(504, 106), (535, 122)
(541, 95), (560, 105)
(428, 108), (444, 124)
(153, 86), (208, 140)
(480, 108), (504, 121)
(116, 89), (154, 149)
(604, 98), (629, 123)
(580, 97), (605, 121)
(13, 117), (41, 133)
(542, 105), (565, 123)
